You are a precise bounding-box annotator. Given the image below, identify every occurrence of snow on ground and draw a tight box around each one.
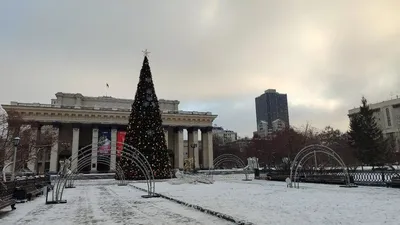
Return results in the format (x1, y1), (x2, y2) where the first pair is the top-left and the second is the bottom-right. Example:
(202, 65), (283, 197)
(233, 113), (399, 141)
(134, 175), (400, 225)
(0, 181), (233, 225)
(3, 175), (399, 225)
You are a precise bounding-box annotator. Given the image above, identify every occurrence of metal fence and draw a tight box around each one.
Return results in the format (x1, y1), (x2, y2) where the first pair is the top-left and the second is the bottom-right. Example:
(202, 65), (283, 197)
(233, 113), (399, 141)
(348, 171), (399, 185)
(259, 169), (400, 186)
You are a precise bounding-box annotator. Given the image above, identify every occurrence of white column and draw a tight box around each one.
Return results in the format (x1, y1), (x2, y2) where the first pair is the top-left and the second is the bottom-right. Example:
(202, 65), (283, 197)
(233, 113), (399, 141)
(207, 130), (214, 169)
(168, 128), (174, 151)
(188, 128), (199, 169)
(167, 127), (174, 167)
(174, 127), (184, 169)
(201, 127), (213, 169)
(110, 128), (117, 172)
(40, 129), (46, 174)
(34, 125), (42, 173)
(49, 125), (59, 173)
(91, 128), (99, 173)
(71, 127), (80, 172)
(27, 125), (40, 173)
(164, 127), (169, 148)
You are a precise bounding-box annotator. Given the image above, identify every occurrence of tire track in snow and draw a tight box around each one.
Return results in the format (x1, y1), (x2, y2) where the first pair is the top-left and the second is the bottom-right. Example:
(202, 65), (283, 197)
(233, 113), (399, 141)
(99, 185), (229, 225)
(96, 185), (158, 225)
(107, 186), (204, 225)
(72, 188), (98, 225)
(13, 200), (54, 225)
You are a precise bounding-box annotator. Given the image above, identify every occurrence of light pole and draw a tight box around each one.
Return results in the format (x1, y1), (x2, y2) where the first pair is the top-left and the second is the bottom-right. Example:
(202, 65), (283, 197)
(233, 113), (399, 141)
(11, 137), (20, 181)
(190, 143), (197, 171)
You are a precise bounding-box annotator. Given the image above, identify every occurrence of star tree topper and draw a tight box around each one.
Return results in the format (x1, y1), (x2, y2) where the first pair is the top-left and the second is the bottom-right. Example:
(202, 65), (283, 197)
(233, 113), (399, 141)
(142, 49), (151, 57)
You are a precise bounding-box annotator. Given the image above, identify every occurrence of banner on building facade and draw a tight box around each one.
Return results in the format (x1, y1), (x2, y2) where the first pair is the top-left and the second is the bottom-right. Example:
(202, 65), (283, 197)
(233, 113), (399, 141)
(116, 131), (126, 157)
(98, 129), (111, 155)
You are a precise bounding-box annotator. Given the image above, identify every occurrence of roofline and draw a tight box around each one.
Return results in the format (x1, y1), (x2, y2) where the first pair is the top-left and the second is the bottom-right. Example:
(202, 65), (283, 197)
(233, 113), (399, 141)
(1, 104), (218, 118)
(54, 92), (180, 104)
(348, 97), (400, 115)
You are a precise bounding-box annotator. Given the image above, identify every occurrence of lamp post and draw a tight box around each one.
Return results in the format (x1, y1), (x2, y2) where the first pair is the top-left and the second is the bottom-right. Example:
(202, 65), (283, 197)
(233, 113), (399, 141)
(11, 137), (21, 181)
(190, 143), (197, 171)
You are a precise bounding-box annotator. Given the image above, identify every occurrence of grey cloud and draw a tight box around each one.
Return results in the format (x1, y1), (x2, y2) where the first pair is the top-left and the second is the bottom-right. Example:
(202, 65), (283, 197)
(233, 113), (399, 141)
(316, 29), (400, 104)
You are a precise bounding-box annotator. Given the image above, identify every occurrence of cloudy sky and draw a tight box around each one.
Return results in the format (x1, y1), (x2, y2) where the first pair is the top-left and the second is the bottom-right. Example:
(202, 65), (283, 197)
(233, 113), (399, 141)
(1, 0), (400, 137)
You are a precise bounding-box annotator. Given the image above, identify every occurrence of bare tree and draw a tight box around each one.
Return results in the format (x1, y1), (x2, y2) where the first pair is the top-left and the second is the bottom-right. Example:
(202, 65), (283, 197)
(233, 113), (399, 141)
(246, 138), (271, 168)
(0, 110), (56, 173)
(269, 127), (306, 171)
(212, 135), (224, 158)
(297, 122), (320, 145)
(318, 126), (342, 146)
(16, 125), (57, 172)
(313, 126), (360, 171)
(0, 110), (24, 169)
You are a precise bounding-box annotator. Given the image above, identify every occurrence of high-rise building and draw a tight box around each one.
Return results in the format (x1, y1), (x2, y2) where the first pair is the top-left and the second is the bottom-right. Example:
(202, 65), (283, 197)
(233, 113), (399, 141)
(255, 89), (289, 130)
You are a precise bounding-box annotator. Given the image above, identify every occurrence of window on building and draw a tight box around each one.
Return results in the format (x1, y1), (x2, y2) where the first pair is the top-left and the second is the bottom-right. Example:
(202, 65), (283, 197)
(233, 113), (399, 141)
(386, 108), (392, 126)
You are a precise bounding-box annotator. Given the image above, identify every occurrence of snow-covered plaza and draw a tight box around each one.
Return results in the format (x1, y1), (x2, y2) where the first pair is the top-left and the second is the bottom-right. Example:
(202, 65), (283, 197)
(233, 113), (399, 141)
(1, 175), (399, 225)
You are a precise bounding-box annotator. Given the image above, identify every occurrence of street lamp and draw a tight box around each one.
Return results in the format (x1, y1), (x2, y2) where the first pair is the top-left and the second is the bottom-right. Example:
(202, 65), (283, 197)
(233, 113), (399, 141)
(190, 143), (197, 171)
(11, 137), (20, 181)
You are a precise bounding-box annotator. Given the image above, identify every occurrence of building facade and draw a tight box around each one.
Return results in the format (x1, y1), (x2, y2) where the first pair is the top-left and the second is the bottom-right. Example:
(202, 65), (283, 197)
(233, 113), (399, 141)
(2, 92), (217, 173)
(254, 119), (285, 139)
(271, 119), (286, 132)
(254, 120), (269, 138)
(255, 89), (289, 130)
(348, 97), (400, 152)
(212, 126), (238, 144)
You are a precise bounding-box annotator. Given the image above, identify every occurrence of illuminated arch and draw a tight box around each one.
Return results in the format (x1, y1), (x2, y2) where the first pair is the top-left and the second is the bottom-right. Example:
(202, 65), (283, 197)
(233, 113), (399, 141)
(50, 141), (157, 203)
(210, 154), (252, 181)
(289, 144), (351, 188)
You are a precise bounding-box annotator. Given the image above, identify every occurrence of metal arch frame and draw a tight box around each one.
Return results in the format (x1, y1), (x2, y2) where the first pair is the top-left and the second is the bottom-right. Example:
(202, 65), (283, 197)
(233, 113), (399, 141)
(59, 156), (126, 199)
(291, 145), (348, 171)
(2, 159), (35, 182)
(54, 142), (153, 200)
(290, 145), (350, 188)
(294, 153), (322, 172)
(55, 155), (130, 202)
(65, 156), (126, 188)
(68, 155), (126, 187)
(60, 157), (125, 195)
(74, 141), (154, 191)
(289, 144), (351, 188)
(213, 154), (245, 165)
(2, 162), (13, 182)
(293, 150), (349, 188)
(210, 154), (251, 181)
(213, 157), (246, 168)
(213, 154), (247, 169)
(51, 140), (157, 203)
(291, 145), (349, 179)
(103, 141), (155, 193)
(53, 146), (152, 202)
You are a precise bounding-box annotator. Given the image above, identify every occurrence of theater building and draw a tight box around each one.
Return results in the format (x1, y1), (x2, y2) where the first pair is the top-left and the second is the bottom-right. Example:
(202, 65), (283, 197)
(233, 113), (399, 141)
(1, 92), (217, 173)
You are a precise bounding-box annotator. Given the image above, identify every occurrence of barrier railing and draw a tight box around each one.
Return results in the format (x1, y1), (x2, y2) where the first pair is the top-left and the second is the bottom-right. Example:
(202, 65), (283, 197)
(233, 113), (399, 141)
(257, 169), (400, 186)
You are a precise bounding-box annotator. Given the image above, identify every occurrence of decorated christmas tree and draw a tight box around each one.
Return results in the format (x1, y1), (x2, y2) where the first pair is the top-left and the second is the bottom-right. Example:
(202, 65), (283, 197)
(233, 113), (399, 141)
(118, 52), (172, 179)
